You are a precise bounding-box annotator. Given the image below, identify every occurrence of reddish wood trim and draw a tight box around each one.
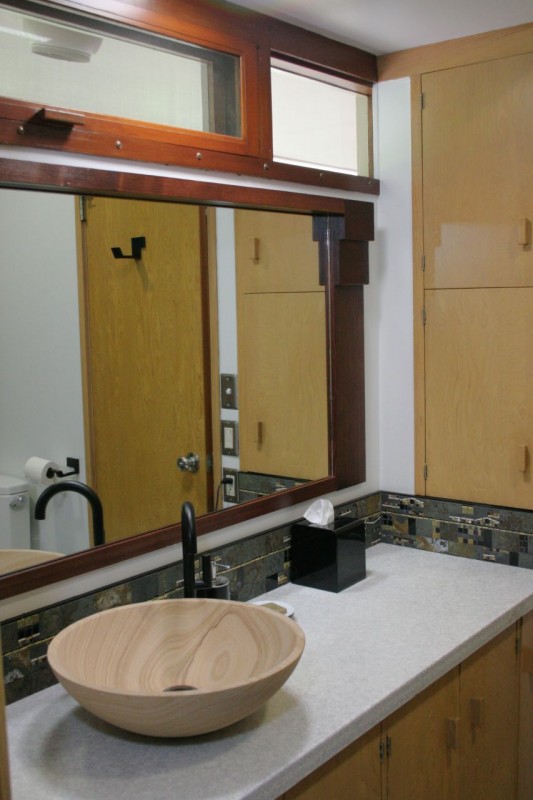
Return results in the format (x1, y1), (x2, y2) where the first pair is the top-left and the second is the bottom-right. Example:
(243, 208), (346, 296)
(339, 241), (369, 285)
(0, 477), (336, 599)
(0, 158), (347, 212)
(332, 285), (366, 486)
(1, 0), (379, 193)
(267, 19), (377, 84)
(0, 104), (379, 194)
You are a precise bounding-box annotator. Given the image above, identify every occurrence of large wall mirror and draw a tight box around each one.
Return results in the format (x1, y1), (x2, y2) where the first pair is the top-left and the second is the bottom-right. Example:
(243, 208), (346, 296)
(0, 158), (372, 599)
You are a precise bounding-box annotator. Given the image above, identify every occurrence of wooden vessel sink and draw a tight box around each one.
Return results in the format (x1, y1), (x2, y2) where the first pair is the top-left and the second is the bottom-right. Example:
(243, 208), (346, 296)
(47, 598), (305, 737)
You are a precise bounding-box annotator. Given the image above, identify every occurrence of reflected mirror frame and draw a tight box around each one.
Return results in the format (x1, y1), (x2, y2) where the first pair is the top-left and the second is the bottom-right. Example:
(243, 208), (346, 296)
(0, 157), (373, 600)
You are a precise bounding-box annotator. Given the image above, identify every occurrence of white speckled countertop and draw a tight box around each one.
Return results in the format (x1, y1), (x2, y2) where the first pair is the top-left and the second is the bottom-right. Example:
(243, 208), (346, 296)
(6, 544), (533, 800)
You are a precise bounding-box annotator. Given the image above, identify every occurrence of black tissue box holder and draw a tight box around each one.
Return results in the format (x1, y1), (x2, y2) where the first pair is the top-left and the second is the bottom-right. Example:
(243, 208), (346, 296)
(290, 517), (366, 593)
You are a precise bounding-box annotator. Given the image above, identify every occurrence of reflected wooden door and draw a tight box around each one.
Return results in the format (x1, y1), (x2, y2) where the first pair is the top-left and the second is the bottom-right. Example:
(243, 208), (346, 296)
(80, 197), (210, 543)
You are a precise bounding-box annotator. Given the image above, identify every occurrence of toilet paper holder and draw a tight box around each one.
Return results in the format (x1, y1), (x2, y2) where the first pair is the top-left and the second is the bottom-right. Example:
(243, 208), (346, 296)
(46, 457), (80, 479)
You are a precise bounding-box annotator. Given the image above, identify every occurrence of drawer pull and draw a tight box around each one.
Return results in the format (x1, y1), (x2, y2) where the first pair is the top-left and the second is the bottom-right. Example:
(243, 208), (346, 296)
(517, 445), (529, 473)
(446, 717), (460, 750)
(251, 237), (260, 263)
(470, 697), (485, 728)
(518, 218), (531, 248)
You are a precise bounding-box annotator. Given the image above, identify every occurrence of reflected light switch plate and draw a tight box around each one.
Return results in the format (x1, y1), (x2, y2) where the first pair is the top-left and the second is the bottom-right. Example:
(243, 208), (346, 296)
(221, 421), (239, 456)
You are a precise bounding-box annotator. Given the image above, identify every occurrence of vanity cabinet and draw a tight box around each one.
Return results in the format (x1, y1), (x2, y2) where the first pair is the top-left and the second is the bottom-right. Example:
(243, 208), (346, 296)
(420, 50), (533, 507)
(518, 611), (533, 800)
(284, 725), (381, 800)
(234, 210), (328, 481)
(281, 623), (523, 800)
(383, 669), (459, 800)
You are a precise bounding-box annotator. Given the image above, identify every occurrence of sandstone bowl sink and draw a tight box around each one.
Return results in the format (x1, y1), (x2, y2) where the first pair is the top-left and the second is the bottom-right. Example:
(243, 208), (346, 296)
(47, 598), (305, 737)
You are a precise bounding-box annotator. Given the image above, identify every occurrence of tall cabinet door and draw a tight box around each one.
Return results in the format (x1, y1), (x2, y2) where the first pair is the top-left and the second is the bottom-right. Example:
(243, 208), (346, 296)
(422, 53), (533, 290)
(425, 288), (533, 508)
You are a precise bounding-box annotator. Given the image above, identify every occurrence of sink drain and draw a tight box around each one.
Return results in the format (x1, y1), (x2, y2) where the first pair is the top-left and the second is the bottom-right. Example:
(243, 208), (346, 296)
(163, 684), (197, 692)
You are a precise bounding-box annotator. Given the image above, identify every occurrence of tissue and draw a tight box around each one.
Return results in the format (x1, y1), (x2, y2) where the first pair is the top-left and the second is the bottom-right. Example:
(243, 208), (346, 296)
(24, 457), (60, 485)
(303, 498), (334, 526)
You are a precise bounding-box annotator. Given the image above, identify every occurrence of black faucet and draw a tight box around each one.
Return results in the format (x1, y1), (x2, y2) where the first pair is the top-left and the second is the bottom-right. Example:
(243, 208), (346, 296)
(35, 480), (105, 547)
(181, 501), (230, 600)
(181, 501), (197, 598)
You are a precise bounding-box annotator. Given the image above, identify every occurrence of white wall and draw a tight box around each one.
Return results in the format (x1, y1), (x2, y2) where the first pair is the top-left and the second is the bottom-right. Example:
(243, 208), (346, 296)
(374, 77), (415, 494)
(0, 190), (90, 553)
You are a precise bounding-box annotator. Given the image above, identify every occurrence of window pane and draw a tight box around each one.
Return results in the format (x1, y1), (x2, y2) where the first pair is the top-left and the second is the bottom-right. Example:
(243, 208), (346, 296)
(271, 65), (369, 176)
(0, 7), (241, 137)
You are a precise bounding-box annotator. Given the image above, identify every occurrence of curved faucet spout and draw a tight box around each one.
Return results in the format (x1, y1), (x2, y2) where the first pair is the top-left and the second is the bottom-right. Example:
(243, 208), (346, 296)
(181, 501), (197, 598)
(35, 480), (105, 547)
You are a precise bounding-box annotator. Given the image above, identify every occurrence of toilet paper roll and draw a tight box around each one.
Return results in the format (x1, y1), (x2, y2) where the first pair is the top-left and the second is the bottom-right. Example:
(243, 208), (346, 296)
(24, 457), (61, 485)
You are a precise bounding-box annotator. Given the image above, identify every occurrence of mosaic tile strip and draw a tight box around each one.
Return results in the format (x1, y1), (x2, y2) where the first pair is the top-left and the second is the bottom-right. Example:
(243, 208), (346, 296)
(381, 491), (533, 568)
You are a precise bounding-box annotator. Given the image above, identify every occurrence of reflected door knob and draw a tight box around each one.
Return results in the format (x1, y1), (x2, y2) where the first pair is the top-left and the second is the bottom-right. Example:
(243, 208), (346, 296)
(177, 452), (200, 473)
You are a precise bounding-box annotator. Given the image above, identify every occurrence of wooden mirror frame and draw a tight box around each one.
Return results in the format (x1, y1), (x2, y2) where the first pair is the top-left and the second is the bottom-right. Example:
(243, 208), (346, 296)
(0, 157), (374, 599)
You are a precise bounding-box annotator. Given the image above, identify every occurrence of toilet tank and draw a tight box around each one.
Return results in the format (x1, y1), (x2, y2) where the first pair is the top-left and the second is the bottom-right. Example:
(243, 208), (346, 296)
(0, 475), (30, 549)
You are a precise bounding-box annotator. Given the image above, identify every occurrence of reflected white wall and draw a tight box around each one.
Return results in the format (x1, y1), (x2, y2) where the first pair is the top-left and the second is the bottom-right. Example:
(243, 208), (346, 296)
(0, 190), (89, 553)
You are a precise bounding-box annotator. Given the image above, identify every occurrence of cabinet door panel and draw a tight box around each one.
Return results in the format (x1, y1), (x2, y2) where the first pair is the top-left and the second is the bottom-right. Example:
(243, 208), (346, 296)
(518, 611), (533, 800)
(422, 53), (533, 289)
(284, 725), (382, 800)
(238, 292), (328, 480)
(385, 670), (460, 800)
(425, 288), (533, 508)
(235, 209), (322, 294)
(459, 624), (519, 800)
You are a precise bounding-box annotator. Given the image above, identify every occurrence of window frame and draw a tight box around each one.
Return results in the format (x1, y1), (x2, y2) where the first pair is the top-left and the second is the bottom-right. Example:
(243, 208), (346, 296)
(0, 0), (380, 193)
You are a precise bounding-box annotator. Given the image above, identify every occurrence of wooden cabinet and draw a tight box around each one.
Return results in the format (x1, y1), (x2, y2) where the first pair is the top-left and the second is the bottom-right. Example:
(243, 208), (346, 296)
(282, 623), (523, 800)
(424, 288), (533, 507)
(518, 611), (533, 800)
(284, 725), (382, 800)
(234, 209), (323, 295)
(458, 625), (520, 800)
(422, 53), (533, 290)
(235, 209), (328, 480)
(384, 670), (459, 800)
(420, 50), (533, 506)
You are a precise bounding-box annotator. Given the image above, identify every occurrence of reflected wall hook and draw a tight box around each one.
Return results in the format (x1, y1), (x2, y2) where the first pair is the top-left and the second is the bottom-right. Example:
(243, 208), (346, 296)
(111, 236), (146, 260)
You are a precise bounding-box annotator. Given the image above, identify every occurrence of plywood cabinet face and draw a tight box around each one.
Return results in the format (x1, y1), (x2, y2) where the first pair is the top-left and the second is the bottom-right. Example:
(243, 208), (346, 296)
(424, 288), (533, 508)
(234, 210), (322, 294)
(384, 670), (460, 800)
(518, 611), (533, 800)
(238, 292), (328, 480)
(235, 209), (328, 481)
(425, 288), (533, 508)
(282, 623), (524, 800)
(422, 53), (533, 290)
(284, 725), (382, 800)
(458, 624), (519, 800)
